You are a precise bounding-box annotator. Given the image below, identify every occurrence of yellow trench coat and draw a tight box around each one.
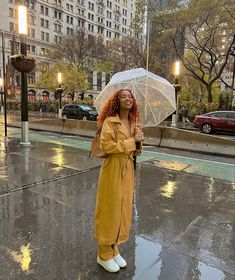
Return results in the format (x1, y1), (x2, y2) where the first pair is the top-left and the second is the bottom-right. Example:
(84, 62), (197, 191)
(95, 115), (137, 245)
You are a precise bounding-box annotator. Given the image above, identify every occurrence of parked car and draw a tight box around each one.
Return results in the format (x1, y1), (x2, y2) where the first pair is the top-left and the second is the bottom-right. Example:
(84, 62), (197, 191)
(62, 104), (98, 121)
(194, 111), (235, 134)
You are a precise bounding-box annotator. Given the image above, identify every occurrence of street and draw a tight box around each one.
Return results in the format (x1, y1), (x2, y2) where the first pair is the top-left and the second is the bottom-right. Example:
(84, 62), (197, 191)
(2, 113), (235, 141)
(0, 125), (234, 280)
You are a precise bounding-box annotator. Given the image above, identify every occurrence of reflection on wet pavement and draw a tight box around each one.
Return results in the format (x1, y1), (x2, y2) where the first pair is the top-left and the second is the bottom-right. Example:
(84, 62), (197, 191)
(9, 243), (32, 272)
(0, 137), (234, 279)
(160, 181), (177, 198)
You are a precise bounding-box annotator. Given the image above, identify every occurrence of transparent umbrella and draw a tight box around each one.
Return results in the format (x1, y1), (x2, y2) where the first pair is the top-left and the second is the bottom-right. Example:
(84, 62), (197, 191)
(94, 68), (176, 127)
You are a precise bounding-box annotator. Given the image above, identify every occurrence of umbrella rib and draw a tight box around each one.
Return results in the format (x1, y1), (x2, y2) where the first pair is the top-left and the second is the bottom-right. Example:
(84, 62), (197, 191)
(135, 83), (158, 126)
(133, 81), (176, 108)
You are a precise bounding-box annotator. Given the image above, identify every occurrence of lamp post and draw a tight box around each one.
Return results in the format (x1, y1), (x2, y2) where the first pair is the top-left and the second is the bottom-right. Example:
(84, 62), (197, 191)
(1, 31), (7, 141)
(18, 3), (30, 145)
(0, 78), (3, 113)
(171, 61), (181, 127)
(231, 46), (235, 110)
(57, 72), (63, 118)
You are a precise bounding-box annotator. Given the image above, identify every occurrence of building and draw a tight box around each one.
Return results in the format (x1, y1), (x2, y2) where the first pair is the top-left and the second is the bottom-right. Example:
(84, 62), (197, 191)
(0, 0), (144, 100)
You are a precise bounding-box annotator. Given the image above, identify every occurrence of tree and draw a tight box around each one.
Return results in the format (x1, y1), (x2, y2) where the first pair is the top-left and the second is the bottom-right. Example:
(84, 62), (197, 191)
(151, 0), (235, 103)
(108, 37), (145, 72)
(35, 62), (88, 94)
(51, 32), (112, 74)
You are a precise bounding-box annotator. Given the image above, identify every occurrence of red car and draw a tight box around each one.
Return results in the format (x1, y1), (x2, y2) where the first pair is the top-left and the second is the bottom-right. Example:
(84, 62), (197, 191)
(194, 111), (235, 134)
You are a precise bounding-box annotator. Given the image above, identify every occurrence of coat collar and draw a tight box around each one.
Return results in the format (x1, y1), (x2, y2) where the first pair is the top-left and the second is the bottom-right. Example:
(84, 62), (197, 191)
(109, 114), (135, 137)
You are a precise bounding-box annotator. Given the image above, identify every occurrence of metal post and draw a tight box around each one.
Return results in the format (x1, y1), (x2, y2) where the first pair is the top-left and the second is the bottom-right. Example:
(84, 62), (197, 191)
(232, 52), (235, 110)
(146, 19), (150, 71)
(20, 35), (30, 145)
(0, 87), (3, 113)
(175, 78), (179, 123)
(58, 86), (62, 118)
(2, 31), (8, 141)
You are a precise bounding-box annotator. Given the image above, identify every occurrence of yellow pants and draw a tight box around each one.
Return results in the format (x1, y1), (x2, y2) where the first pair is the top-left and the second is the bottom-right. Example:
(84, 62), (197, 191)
(98, 244), (119, 261)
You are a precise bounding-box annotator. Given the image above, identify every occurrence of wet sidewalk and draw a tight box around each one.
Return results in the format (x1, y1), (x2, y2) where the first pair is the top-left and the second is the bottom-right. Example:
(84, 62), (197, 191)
(0, 135), (234, 280)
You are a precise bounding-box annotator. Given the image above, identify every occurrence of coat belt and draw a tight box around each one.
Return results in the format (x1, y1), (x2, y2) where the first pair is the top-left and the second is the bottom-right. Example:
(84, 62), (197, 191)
(110, 153), (134, 177)
(103, 153), (134, 177)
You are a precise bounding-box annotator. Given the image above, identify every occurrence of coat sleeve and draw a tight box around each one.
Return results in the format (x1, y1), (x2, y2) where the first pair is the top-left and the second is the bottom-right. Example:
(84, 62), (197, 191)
(100, 119), (136, 155)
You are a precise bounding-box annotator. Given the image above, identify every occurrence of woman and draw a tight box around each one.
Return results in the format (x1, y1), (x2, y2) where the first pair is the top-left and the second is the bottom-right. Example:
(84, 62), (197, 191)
(94, 89), (143, 273)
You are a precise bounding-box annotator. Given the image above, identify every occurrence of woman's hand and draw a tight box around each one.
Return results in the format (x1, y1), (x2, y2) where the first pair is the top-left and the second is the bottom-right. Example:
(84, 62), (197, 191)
(134, 128), (144, 142)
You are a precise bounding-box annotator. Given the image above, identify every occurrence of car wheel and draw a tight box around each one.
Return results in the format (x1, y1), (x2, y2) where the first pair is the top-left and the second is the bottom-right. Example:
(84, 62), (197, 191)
(82, 115), (88, 120)
(201, 123), (212, 134)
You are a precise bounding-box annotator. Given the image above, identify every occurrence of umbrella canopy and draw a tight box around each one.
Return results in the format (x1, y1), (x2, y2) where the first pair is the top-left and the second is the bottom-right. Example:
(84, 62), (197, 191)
(94, 68), (176, 127)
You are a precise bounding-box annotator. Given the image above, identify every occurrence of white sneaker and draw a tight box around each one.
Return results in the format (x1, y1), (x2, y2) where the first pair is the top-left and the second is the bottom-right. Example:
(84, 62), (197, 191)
(97, 257), (120, 273)
(113, 254), (127, 268)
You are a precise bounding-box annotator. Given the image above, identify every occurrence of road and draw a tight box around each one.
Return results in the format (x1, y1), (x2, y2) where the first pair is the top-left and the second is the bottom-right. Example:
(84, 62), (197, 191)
(1, 112), (235, 141)
(0, 125), (234, 280)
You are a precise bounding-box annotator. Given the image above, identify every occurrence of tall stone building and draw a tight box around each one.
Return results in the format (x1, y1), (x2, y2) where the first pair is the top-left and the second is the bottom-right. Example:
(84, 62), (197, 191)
(0, 0), (144, 100)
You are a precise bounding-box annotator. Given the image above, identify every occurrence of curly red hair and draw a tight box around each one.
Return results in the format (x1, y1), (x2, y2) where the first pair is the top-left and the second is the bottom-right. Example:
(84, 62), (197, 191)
(97, 89), (140, 128)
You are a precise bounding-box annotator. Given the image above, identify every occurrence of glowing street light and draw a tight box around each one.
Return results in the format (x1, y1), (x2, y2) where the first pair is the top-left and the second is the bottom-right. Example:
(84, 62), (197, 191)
(18, 3), (30, 145)
(174, 61), (180, 77)
(57, 72), (62, 84)
(57, 72), (63, 118)
(18, 5), (27, 35)
(171, 61), (181, 127)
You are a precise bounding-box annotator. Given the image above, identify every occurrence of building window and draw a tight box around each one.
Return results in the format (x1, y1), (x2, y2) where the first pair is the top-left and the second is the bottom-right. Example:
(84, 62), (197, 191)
(88, 13), (94, 21)
(54, 35), (62, 44)
(67, 15), (73, 24)
(41, 31), (44, 40)
(54, 0), (61, 5)
(67, 27), (73, 35)
(31, 45), (36, 53)
(41, 19), (49, 28)
(54, 10), (62, 19)
(54, 23), (62, 33)
(9, 8), (14, 17)
(88, 24), (94, 32)
(88, 2), (94, 11)
(40, 5), (49, 16)
(40, 5), (49, 15)
(31, 28), (35, 38)
(106, 31), (111, 38)
(115, 15), (119, 22)
(28, 72), (35, 84)
(78, 19), (85, 27)
(98, 26), (104, 35)
(97, 6), (103, 14)
(97, 72), (102, 91)
(41, 32), (49, 42)
(9, 22), (14, 32)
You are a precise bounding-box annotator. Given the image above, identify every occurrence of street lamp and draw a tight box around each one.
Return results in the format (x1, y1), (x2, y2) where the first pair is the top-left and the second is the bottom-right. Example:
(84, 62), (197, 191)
(57, 72), (63, 118)
(0, 78), (4, 113)
(1, 31), (8, 141)
(171, 61), (181, 127)
(18, 3), (30, 145)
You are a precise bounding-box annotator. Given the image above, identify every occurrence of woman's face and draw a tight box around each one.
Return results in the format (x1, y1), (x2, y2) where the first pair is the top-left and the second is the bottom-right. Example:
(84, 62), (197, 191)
(118, 90), (133, 110)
